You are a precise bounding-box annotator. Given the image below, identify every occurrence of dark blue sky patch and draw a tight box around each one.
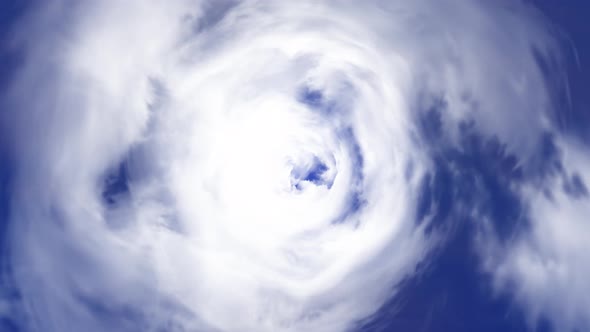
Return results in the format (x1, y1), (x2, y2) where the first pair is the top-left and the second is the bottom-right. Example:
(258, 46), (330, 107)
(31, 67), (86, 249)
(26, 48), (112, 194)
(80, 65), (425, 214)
(365, 102), (566, 332)
(101, 162), (130, 207)
(417, 102), (528, 240)
(332, 190), (365, 225)
(530, 0), (590, 144)
(296, 84), (354, 117)
(191, 0), (238, 33)
(290, 156), (334, 190)
(355, 215), (533, 332)
(533, 132), (564, 177)
(302, 160), (328, 184)
(296, 77), (360, 120)
(415, 173), (434, 224)
(338, 127), (364, 173)
(0, 0), (29, 93)
(415, 165), (454, 235)
(297, 86), (324, 109)
(0, 195), (25, 332)
(0, 154), (13, 233)
(330, 127), (366, 224)
(0, 153), (26, 332)
(419, 98), (446, 142)
(563, 172), (589, 198)
(0, 280), (23, 332)
(447, 125), (527, 241)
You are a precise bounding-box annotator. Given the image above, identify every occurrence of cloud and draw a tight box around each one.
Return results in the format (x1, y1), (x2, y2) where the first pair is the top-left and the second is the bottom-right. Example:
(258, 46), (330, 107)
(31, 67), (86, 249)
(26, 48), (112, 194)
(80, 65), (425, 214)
(481, 138), (590, 331)
(0, 0), (587, 331)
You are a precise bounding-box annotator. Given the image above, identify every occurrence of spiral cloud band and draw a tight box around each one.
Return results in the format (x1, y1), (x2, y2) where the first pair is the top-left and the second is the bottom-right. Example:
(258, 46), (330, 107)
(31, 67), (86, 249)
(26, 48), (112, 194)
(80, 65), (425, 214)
(1, 1), (589, 331)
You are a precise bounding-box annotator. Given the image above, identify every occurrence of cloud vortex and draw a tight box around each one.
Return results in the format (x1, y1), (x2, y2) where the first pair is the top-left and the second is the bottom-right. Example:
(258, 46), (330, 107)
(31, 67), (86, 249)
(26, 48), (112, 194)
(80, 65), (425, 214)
(1, 1), (589, 331)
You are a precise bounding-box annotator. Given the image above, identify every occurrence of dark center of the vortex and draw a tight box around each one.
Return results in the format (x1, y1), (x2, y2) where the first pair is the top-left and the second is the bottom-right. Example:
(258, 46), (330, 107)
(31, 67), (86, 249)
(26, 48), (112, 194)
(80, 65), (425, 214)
(296, 86), (338, 115)
(290, 157), (333, 190)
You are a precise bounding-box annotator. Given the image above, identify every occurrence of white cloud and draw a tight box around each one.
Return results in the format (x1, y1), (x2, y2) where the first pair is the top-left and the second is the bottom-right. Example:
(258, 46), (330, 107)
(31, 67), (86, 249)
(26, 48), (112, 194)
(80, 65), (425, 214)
(1, 0), (584, 331)
(481, 139), (590, 331)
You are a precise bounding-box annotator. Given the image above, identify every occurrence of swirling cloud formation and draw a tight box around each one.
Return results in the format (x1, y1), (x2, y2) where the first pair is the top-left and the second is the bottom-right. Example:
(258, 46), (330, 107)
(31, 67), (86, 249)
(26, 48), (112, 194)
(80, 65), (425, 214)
(0, 1), (588, 331)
